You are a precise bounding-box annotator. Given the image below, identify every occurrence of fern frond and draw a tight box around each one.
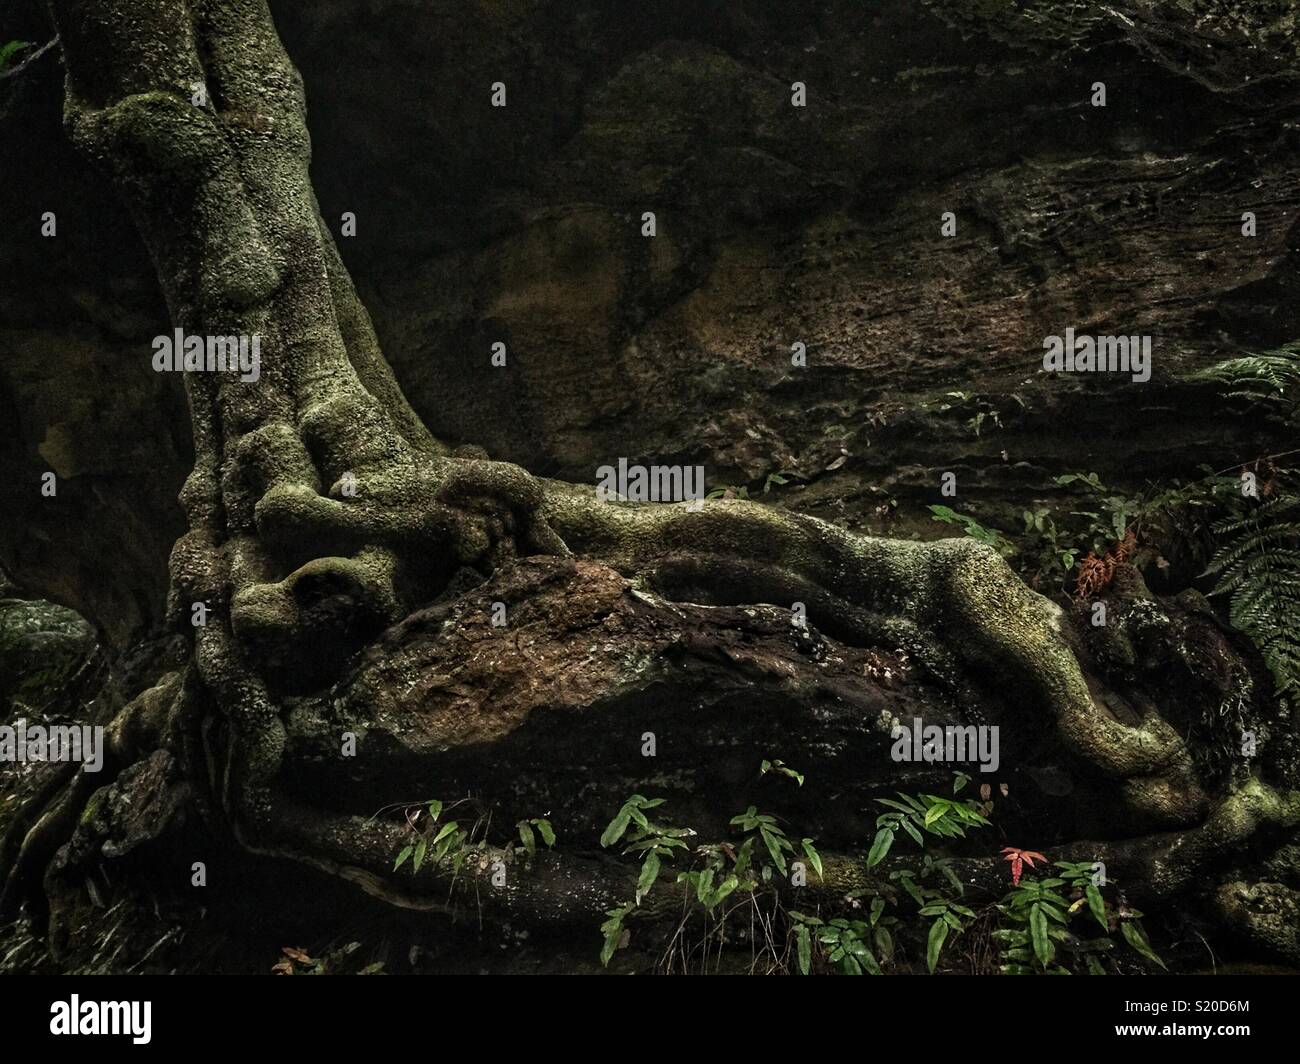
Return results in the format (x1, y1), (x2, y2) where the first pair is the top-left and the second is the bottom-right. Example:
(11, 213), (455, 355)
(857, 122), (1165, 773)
(1194, 345), (1300, 397)
(1205, 525), (1300, 583)
(1205, 493), (1300, 703)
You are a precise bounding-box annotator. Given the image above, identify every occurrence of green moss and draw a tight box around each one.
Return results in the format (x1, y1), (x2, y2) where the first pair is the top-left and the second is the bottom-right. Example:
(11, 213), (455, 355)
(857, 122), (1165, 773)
(78, 785), (111, 830)
(0, 597), (96, 707)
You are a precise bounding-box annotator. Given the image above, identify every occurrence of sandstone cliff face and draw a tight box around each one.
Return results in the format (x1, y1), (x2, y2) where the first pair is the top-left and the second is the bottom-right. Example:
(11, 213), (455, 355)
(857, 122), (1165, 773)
(3, 0), (1298, 643)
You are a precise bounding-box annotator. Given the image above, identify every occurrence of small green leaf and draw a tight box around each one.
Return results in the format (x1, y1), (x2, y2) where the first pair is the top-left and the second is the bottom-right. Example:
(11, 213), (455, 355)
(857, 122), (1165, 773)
(874, 925), (893, 962)
(394, 844), (413, 871)
(760, 826), (788, 875)
(801, 839), (824, 878)
(535, 819), (556, 847)
(599, 910), (627, 967)
(866, 827), (894, 867)
(636, 851), (660, 902)
(870, 896), (886, 925)
(796, 924), (812, 974)
(899, 818), (924, 847)
(1085, 884), (1107, 931)
(1120, 920), (1166, 969)
(601, 810), (631, 848)
(711, 874), (739, 907)
(900, 876), (925, 907)
(412, 836), (427, 873)
(1030, 903), (1053, 967)
(926, 918), (949, 974)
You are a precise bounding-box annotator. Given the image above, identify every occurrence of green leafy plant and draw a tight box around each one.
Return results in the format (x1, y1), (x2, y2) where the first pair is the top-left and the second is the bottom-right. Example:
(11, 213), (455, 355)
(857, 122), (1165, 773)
(927, 505), (1016, 557)
(1004, 469), (1237, 593)
(882, 853), (976, 973)
(675, 853), (744, 914)
(515, 816), (556, 859)
(601, 794), (695, 903)
(1128, 471), (1243, 574)
(919, 893), (978, 974)
(761, 470), (805, 493)
(1189, 343), (1300, 706)
(933, 390), (1026, 438)
(595, 780), (997, 975)
(994, 860), (1164, 974)
(863, 780), (989, 974)
(1193, 342), (1300, 421)
(867, 790), (992, 868)
(1020, 506), (1080, 583)
(598, 792), (827, 969)
(599, 903), (635, 967)
(1204, 493), (1300, 704)
(995, 876), (1076, 975)
(728, 805), (823, 883)
(706, 484), (751, 500)
(677, 810), (822, 914)
(1055, 472), (1142, 555)
(597, 795), (696, 966)
(759, 758), (805, 786)
(789, 910), (891, 975)
(392, 798), (470, 876)
(707, 468), (807, 500)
